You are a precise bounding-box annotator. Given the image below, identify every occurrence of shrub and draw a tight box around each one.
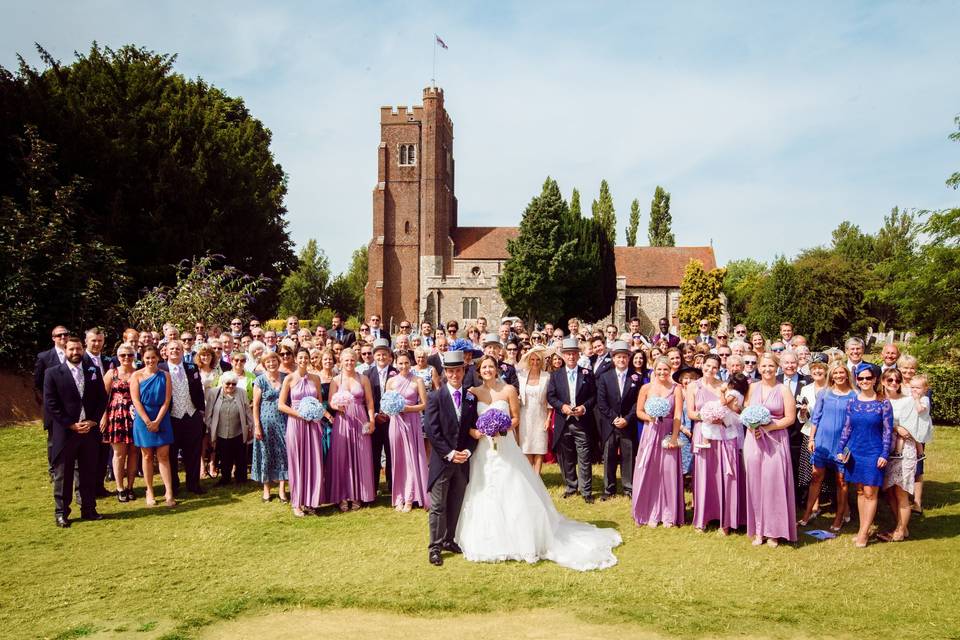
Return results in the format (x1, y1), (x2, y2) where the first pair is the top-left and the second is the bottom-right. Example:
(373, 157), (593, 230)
(920, 364), (960, 425)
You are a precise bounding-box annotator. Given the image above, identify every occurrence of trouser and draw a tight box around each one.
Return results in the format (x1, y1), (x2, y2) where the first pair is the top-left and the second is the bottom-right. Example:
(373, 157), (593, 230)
(428, 463), (468, 550)
(789, 426), (803, 505)
(52, 432), (99, 518)
(558, 421), (593, 496)
(170, 413), (204, 491)
(97, 442), (112, 486)
(216, 435), (247, 483)
(371, 419), (392, 493)
(602, 428), (638, 495)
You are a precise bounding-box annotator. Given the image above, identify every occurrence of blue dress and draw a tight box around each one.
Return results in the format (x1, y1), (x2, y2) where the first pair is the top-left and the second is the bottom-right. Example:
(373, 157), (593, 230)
(809, 389), (857, 470)
(132, 372), (174, 447)
(251, 373), (289, 482)
(837, 398), (893, 487)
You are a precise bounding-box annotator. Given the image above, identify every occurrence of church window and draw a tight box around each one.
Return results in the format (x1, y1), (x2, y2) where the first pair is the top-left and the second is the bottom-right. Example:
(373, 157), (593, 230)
(471, 266), (481, 277)
(404, 220), (411, 234)
(462, 297), (479, 320)
(399, 144), (416, 166)
(625, 296), (639, 322)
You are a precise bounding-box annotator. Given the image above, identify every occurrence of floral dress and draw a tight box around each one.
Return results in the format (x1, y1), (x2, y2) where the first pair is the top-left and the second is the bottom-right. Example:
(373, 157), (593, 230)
(251, 373), (289, 483)
(102, 377), (135, 444)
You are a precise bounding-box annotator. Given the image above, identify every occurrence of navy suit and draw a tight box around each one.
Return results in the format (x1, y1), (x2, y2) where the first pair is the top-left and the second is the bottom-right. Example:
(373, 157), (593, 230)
(82, 353), (112, 493)
(331, 327), (356, 348)
(497, 360), (520, 391)
(34, 348), (63, 430)
(160, 361), (207, 492)
(423, 385), (478, 550)
(44, 362), (108, 518)
(695, 335), (717, 349)
(366, 364), (398, 493)
(546, 366), (597, 497)
(596, 368), (642, 496)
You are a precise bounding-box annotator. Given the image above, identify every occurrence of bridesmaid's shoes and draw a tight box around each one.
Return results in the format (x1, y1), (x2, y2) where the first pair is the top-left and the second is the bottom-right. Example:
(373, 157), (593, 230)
(117, 490), (128, 503)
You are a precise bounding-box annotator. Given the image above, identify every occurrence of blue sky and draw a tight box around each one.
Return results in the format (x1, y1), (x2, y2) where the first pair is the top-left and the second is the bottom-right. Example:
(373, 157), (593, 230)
(3, 1), (958, 272)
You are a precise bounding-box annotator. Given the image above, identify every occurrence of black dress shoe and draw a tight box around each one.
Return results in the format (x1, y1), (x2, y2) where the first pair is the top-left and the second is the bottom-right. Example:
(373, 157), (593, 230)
(583, 495), (595, 504)
(600, 494), (613, 502)
(81, 511), (104, 521)
(442, 542), (463, 554)
(55, 515), (71, 528)
(562, 491), (577, 499)
(188, 486), (207, 495)
(125, 489), (136, 501)
(429, 549), (444, 566)
(117, 490), (128, 503)
(96, 488), (111, 499)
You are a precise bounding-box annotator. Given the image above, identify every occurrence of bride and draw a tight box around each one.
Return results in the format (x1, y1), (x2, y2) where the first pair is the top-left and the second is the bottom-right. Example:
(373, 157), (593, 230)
(455, 355), (622, 571)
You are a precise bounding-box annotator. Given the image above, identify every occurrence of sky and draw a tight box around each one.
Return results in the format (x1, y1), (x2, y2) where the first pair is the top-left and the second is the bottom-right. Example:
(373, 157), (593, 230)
(2, 1), (959, 273)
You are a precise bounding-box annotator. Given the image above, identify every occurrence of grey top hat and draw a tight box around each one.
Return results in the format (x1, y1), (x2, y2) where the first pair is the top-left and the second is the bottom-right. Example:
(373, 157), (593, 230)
(442, 350), (465, 367)
(610, 340), (631, 355)
(560, 337), (580, 352)
(482, 333), (502, 347)
(372, 338), (391, 353)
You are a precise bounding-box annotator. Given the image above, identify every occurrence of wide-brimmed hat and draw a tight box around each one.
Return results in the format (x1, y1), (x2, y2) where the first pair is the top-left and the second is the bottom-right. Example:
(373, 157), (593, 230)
(449, 338), (483, 357)
(609, 340), (631, 355)
(372, 338), (391, 353)
(442, 350), (465, 368)
(672, 363), (703, 383)
(560, 337), (580, 352)
(517, 345), (548, 371)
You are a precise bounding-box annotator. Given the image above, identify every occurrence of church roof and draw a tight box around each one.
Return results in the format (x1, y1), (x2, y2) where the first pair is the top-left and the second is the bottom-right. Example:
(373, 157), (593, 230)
(451, 226), (716, 288)
(615, 246), (717, 287)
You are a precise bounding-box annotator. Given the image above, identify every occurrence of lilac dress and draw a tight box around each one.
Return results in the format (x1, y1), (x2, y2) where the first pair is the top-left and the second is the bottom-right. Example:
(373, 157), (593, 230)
(632, 387), (685, 527)
(326, 378), (376, 504)
(285, 377), (325, 508)
(743, 382), (797, 541)
(691, 380), (744, 530)
(387, 375), (430, 508)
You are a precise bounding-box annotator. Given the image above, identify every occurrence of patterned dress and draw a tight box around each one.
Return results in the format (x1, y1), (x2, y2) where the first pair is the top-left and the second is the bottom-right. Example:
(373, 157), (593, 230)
(102, 377), (134, 444)
(251, 373), (288, 483)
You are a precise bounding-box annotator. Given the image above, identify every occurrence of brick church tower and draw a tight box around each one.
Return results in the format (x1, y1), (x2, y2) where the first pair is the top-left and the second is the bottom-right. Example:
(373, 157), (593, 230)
(365, 86), (457, 330)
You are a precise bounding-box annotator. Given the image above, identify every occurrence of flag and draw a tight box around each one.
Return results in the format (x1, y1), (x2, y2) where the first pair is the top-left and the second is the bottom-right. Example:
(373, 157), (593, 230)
(435, 35), (448, 50)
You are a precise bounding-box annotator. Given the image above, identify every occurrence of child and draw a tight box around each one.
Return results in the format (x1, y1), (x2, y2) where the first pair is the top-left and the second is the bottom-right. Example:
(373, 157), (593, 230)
(903, 375), (933, 461)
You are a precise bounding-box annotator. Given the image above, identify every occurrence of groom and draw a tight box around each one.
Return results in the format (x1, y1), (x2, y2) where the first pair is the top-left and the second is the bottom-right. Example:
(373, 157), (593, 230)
(423, 350), (478, 566)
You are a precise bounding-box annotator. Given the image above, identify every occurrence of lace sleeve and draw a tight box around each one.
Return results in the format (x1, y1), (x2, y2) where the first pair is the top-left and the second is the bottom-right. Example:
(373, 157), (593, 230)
(837, 400), (854, 451)
(880, 400), (894, 460)
(810, 391), (825, 428)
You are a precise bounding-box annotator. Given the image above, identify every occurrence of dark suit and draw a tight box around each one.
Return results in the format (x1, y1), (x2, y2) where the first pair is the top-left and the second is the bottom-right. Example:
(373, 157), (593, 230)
(778, 372), (812, 500)
(331, 327), (356, 348)
(695, 335), (717, 349)
(496, 360), (520, 391)
(369, 328), (391, 344)
(596, 368), (642, 496)
(44, 362), (108, 518)
(462, 363), (479, 390)
(83, 353), (112, 493)
(427, 353), (444, 376)
(424, 385), (478, 550)
(159, 361), (207, 492)
(34, 348), (64, 430)
(546, 366), (597, 497)
(650, 332), (680, 348)
(366, 364), (398, 493)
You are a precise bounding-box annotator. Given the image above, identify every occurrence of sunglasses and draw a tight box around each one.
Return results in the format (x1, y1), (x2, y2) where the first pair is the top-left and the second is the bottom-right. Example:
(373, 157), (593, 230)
(250, 323), (260, 327)
(280, 352), (293, 357)
(360, 352), (372, 357)
(400, 325), (411, 330)
(118, 353), (135, 358)
(53, 332), (69, 338)
(857, 376), (875, 382)
(743, 360), (757, 365)
(771, 347), (785, 352)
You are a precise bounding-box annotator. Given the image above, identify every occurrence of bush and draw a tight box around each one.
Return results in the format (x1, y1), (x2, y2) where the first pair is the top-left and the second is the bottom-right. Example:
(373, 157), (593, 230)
(920, 364), (960, 425)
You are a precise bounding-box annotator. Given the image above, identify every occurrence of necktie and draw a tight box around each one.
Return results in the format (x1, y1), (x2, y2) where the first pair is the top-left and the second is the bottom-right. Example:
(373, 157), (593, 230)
(618, 371), (625, 395)
(379, 368), (387, 389)
(453, 389), (461, 409)
(73, 366), (84, 396)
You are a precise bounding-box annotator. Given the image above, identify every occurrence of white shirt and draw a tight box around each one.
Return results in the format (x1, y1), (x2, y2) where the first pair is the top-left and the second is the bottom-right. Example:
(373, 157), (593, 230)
(55, 348), (66, 363)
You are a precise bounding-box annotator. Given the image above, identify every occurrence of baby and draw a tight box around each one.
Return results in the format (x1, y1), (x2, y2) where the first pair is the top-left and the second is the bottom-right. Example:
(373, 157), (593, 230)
(896, 375), (933, 460)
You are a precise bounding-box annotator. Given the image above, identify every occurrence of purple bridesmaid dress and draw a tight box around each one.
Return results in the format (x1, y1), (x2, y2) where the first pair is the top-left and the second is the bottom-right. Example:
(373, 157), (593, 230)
(743, 382), (797, 541)
(286, 377), (325, 508)
(326, 378), (376, 504)
(632, 387), (684, 526)
(387, 375), (430, 508)
(691, 380), (744, 530)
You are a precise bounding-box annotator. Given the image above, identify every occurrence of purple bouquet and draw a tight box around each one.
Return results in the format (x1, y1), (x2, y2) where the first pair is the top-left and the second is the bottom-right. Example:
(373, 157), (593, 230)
(476, 408), (512, 437)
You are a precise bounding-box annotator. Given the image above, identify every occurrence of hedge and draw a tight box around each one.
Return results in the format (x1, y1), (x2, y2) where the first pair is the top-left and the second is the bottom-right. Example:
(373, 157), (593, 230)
(921, 364), (960, 425)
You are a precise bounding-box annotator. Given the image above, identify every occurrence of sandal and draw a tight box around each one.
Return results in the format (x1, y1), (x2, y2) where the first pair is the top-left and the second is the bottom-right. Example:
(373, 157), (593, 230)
(278, 496), (289, 504)
(402, 502), (412, 513)
(829, 524), (842, 533)
(766, 538), (779, 548)
(164, 498), (177, 507)
(292, 507), (305, 518)
(339, 501), (349, 513)
(145, 496), (157, 507)
(351, 501), (362, 511)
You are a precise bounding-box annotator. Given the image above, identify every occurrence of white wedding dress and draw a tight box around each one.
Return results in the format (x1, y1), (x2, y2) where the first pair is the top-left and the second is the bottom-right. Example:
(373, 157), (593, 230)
(455, 400), (622, 571)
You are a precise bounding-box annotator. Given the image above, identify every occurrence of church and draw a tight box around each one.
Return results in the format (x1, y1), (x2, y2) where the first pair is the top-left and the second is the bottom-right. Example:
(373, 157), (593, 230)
(365, 87), (717, 334)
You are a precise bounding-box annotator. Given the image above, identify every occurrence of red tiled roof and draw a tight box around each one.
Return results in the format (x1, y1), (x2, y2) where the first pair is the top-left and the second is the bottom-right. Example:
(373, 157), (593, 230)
(451, 226), (518, 260)
(614, 246), (717, 287)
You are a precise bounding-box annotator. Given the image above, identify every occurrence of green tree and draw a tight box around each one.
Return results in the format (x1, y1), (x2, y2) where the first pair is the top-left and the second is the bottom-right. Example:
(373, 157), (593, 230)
(722, 258), (768, 324)
(791, 249), (866, 347)
(590, 179), (617, 245)
(677, 260), (726, 338)
(0, 126), (130, 369)
(499, 178), (576, 323)
(130, 254), (270, 333)
(648, 185), (675, 246)
(327, 245), (368, 319)
(562, 214), (618, 323)
(1, 43), (296, 320)
(278, 240), (330, 319)
(745, 257), (798, 338)
(625, 198), (640, 246)
(570, 188), (582, 218)
(830, 221), (875, 263)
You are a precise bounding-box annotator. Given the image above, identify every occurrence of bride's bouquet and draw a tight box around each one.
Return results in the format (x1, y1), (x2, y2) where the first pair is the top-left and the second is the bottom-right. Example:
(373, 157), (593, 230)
(380, 391), (406, 416)
(476, 408), (512, 451)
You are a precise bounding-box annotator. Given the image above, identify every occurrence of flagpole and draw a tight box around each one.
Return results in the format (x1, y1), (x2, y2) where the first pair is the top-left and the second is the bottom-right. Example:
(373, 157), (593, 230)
(431, 34), (437, 87)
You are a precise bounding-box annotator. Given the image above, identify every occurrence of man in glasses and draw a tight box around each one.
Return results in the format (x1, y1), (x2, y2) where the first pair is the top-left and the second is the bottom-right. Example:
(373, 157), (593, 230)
(282, 316), (299, 338)
(330, 312), (356, 347)
(695, 319), (716, 349)
(427, 335), (448, 374)
(716, 344), (732, 381)
(742, 354), (759, 381)
(180, 332), (196, 364)
(35, 325), (71, 472)
(248, 317), (261, 334)
(356, 345), (374, 374)
(650, 317), (680, 349)
(368, 314), (390, 342)
(732, 324), (748, 341)
(229, 317), (244, 339)
(263, 330), (278, 352)
(394, 320), (413, 347)
(194, 322), (206, 342)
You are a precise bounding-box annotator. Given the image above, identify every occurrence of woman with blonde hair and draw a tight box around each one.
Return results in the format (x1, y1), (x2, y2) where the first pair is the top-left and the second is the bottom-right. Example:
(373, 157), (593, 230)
(517, 346), (551, 474)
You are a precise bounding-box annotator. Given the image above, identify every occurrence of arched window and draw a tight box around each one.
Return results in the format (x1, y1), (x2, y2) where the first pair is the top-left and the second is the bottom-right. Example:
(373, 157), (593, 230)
(399, 144), (416, 166)
(462, 297), (479, 320)
(404, 220), (411, 234)
(399, 145), (407, 165)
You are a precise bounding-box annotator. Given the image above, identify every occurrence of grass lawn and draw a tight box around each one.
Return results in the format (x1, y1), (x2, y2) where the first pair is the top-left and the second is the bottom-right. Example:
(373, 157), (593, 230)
(1, 422), (958, 640)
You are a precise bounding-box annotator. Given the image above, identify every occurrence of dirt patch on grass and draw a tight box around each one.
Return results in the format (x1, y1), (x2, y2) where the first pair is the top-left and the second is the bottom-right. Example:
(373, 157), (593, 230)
(0, 370), (39, 425)
(199, 608), (666, 640)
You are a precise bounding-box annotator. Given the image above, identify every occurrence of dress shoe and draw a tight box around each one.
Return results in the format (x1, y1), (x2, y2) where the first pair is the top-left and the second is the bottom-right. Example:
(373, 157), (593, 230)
(188, 485), (207, 495)
(96, 487), (111, 499)
(117, 490), (128, 503)
(583, 495), (595, 504)
(81, 511), (104, 521)
(562, 491), (577, 499)
(443, 542), (463, 554)
(600, 494), (613, 502)
(429, 549), (444, 566)
(55, 515), (71, 528)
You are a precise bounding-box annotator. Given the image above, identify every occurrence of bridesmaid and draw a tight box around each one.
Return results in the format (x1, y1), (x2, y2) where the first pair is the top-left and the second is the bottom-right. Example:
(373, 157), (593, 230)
(278, 348), (325, 517)
(687, 354), (743, 534)
(385, 351), (429, 512)
(743, 352), (798, 547)
(100, 344), (139, 502)
(327, 348), (376, 511)
(632, 356), (685, 527)
(129, 346), (176, 507)
(318, 349), (338, 459)
(251, 351), (289, 503)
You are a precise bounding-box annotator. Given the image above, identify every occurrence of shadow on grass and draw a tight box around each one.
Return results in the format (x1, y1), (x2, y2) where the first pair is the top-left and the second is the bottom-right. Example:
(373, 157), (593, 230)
(102, 489), (244, 520)
(924, 480), (960, 508)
